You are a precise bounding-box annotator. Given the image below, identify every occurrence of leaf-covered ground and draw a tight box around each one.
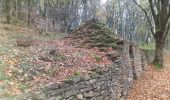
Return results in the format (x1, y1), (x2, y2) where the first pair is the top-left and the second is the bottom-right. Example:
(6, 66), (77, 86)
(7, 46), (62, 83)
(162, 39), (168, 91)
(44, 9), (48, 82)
(0, 24), (43, 97)
(127, 52), (170, 100)
(2, 21), (170, 100)
(0, 23), (116, 98)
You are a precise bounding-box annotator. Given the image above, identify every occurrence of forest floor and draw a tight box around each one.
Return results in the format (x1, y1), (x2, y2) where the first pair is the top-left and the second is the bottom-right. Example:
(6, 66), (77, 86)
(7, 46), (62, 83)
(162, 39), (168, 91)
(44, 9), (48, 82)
(127, 52), (170, 100)
(1, 23), (170, 100)
(0, 23), (54, 97)
(0, 23), (114, 98)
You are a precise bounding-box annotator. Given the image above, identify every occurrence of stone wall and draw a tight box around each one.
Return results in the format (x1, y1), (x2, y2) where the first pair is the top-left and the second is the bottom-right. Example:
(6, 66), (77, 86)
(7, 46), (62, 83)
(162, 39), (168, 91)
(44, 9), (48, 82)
(44, 40), (148, 100)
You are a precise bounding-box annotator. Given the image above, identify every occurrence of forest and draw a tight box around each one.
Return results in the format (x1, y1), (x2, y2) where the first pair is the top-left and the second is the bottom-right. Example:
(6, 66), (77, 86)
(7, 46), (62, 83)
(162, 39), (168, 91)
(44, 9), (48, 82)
(0, 0), (170, 100)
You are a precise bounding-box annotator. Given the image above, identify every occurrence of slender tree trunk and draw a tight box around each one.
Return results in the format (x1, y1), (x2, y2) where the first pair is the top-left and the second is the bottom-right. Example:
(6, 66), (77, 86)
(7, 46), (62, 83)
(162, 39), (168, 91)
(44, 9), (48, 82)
(15, 0), (18, 18)
(27, 0), (31, 27)
(45, 9), (48, 32)
(44, 0), (48, 32)
(6, 0), (11, 24)
(27, 0), (32, 27)
(82, 0), (88, 22)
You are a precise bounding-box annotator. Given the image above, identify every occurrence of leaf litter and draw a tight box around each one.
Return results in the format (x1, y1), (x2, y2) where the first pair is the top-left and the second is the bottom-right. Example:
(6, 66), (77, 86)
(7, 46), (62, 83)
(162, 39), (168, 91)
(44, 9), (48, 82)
(0, 20), (119, 96)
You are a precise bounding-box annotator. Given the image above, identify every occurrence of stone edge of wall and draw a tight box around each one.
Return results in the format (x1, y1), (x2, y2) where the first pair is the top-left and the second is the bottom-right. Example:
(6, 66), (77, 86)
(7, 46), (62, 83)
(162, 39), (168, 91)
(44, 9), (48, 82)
(41, 40), (148, 100)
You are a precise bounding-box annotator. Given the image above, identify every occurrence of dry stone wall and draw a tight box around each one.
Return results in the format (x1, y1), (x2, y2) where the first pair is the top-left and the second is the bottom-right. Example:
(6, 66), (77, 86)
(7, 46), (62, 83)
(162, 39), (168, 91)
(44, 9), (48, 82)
(44, 40), (148, 100)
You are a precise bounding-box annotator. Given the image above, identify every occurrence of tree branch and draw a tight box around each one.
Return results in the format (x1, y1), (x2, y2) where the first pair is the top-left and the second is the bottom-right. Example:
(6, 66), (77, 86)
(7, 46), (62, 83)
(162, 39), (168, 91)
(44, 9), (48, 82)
(164, 20), (170, 40)
(168, 4), (170, 18)
(133, 0), (155, 37)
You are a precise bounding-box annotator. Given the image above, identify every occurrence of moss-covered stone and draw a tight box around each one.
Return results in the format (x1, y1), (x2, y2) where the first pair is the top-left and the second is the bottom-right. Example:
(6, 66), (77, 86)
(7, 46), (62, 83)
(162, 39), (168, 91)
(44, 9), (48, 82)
(65, 19), (118, 49)
(90, 67), (104, 75)
(64, 71), (83, 84)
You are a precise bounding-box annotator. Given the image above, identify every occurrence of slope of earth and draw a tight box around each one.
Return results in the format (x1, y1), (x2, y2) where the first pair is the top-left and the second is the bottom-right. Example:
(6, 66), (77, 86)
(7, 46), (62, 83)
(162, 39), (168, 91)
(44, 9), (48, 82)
(0, 20), (118, 98)
(127, 51), (170, 100)
(0, 24), (40, 97)
(0, 23), (66, 97)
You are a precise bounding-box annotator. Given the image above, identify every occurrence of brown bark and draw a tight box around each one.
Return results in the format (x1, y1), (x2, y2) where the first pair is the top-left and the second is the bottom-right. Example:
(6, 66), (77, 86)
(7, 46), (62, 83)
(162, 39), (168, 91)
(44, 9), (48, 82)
(153, 33), (164, 67)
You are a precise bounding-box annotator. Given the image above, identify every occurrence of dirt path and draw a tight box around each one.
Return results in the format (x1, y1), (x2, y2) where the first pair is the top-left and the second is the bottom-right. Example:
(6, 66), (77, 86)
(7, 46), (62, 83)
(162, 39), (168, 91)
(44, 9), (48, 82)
(127, 52), (170, 100)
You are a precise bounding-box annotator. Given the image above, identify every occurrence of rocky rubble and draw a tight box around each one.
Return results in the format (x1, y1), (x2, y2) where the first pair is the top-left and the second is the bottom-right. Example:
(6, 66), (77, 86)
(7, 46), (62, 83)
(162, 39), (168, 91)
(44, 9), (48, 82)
(64, 19), (118, 50)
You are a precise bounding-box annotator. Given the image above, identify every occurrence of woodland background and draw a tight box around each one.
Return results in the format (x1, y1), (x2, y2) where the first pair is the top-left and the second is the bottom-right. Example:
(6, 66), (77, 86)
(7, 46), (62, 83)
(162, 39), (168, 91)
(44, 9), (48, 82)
(0, 0), (164, 48)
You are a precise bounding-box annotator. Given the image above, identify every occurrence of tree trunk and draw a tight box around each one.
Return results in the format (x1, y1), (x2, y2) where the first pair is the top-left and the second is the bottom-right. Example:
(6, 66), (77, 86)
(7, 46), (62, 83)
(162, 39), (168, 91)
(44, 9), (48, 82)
(27, 0), (31, 27)
(6, 0), (11, 24)
(133, 0), (170, 68)
(153, 33), (165, 67)
(82, 0), (88, 22)
(15, 0), (18, 19)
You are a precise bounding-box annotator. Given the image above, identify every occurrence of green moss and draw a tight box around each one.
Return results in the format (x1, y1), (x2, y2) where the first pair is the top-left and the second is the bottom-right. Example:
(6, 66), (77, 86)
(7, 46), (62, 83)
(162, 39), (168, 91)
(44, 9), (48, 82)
(69, 20), (117, 49)
(153, 61), (162, 69)
(0, 73), (10, 80)
(89, 72), (98, 78)
(93, 53), (102, 62)
(91, 68), (103, 75)
(110, 43), (117, 48)
(91, 34), (116, 48)
(18, 83), (30, 91)
(60, 96), (66, 100)
(20, 62), (32, 72)
(74, 71), (81, 76)
(64, 71), (82, 84)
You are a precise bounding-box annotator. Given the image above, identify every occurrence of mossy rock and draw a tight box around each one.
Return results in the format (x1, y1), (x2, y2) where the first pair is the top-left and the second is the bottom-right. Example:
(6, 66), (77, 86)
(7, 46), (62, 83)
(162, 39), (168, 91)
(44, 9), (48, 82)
(91, 68), (104, 75)
(66, 19), (118, 49)
(64, 72), (83, 84)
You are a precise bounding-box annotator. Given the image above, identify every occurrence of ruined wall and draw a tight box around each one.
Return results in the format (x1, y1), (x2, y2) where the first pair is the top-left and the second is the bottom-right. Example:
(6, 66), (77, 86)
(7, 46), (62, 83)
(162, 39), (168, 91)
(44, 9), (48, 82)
(44, 40), (148, 100)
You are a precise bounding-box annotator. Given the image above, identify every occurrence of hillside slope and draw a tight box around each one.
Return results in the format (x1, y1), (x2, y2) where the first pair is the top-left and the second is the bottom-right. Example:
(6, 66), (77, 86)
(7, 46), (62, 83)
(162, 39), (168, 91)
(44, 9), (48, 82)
(0, 20), (118, 98)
